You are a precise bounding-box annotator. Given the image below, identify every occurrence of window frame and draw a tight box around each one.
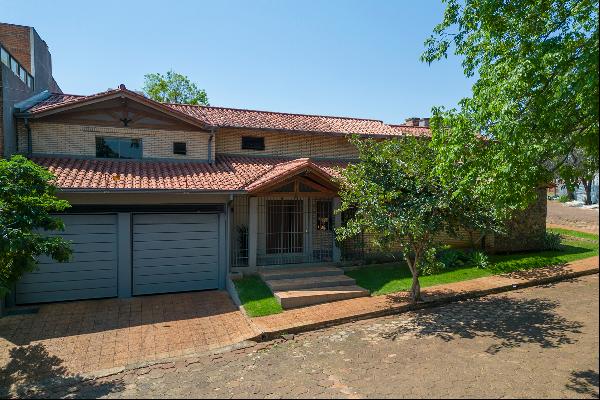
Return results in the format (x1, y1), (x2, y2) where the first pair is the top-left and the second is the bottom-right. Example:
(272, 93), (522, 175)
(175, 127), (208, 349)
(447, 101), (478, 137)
(95, 136), (143, 159)
(0, 47), (9, 67)
(241, 136), (265, 151)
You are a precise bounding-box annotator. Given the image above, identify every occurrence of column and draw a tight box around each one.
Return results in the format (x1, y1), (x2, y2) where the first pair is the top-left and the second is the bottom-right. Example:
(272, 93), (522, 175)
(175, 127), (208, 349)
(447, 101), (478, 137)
(248, 197), (258, 270)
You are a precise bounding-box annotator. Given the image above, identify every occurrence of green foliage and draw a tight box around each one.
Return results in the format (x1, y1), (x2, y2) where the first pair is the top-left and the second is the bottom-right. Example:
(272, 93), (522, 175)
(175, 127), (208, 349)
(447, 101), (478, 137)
(558, 194), (570, 203)
(543, 231), (564, 250)
(143, 70), (209, 105)
(547, 227), (599, 241)
(469, 251), (490, 269)
(437, 248), (470, 268)
(0, 156), (72, 296)
(233, 275), (283, 317)
(419, 247), (446, 276)
(336, 136), (501, 301)
(423, 0), (599, 218)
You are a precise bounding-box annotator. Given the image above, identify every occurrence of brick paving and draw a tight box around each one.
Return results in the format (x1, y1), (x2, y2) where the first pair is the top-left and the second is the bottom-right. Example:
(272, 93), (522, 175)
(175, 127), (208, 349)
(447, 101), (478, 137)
(251, 256), (599, 336)
(0, 291), (259, 379)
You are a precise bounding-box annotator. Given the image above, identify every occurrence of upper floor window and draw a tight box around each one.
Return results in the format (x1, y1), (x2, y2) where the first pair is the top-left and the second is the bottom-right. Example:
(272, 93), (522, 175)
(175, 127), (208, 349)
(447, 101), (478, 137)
(173, 142), (187, 155)
(241, 136), (265, 151)
(96, 136), (142, 159)
(0, 47), (8, 66)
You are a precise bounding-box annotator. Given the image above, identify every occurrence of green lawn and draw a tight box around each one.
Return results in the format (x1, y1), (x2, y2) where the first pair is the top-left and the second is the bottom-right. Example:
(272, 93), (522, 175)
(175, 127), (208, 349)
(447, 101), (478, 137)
(347, 228), (599, 296)
(233, 275), (283, 317)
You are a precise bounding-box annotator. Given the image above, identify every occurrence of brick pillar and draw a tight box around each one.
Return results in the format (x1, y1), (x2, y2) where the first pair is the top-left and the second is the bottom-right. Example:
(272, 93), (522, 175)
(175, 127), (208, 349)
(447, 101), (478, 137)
(248, 197), (258, 270)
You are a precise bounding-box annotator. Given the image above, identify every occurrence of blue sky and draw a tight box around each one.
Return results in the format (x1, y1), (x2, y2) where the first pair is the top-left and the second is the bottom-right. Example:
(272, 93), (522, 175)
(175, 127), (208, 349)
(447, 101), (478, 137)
(2, 0), (472, 125)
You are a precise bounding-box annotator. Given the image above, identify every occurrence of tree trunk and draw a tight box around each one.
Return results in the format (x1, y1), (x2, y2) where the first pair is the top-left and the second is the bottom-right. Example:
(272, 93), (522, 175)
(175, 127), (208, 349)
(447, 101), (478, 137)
(582, 180), (593, 205)
(567, 188), (575, 201)
(405, 253), (422, 303)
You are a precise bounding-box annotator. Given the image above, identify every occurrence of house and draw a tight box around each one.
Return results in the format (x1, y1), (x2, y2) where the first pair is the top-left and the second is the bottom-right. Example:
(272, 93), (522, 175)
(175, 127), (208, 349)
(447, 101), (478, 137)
(2, 84), (547, 307)
(1, 22), (61, 158)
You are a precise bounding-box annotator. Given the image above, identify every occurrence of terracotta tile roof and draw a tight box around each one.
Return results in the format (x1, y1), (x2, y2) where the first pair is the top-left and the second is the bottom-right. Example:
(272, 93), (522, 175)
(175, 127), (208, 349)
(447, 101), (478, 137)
(23, 89), (430, 137)
(31, 155), (345, 191)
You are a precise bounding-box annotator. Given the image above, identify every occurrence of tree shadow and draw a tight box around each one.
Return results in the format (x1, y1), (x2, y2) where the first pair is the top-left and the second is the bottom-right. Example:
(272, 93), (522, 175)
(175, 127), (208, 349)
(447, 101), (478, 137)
(566, 369), (599, 398)
(381, 296), (584, 354)
(0, 343), (124, 399)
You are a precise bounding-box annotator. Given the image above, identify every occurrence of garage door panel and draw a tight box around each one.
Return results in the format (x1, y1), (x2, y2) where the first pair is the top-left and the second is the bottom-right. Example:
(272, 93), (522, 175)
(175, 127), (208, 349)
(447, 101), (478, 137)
(133, 270), (218, 285)
(16, 214), (118, 304)
(16, 287), (118, 305)
(132, 213), (221, 296)
(133, 213), (218, 225)
(133, 237), (218, 251)
(133, 223), (217, 235)
(133, 279), (218, 296)
(29, 261), (116, 274)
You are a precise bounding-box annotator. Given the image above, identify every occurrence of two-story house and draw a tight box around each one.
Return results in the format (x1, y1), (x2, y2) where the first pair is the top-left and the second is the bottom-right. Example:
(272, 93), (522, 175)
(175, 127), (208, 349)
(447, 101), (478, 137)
(6, 85), (546, 307)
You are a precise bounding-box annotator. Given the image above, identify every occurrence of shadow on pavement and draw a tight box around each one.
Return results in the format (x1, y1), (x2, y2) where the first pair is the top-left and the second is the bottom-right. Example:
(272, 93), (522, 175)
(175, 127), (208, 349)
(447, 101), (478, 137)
(0, 343), (124, 399)
(566, 369), (599, 398)
(382, 295), (584, 354)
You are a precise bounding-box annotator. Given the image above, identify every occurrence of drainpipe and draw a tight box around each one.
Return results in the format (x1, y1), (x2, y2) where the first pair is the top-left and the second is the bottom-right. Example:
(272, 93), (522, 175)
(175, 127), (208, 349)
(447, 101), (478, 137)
(207, 128), (215, 164)
(25, 118), (32, 157)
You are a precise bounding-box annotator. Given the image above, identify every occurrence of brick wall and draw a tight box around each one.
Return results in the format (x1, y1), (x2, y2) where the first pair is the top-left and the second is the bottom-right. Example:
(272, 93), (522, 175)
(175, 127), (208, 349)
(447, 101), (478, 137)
(216, 127), (359, 159)
(18, 121), (214, 160)
(0, 24), (31, 73)
(492, 188), (547, 253)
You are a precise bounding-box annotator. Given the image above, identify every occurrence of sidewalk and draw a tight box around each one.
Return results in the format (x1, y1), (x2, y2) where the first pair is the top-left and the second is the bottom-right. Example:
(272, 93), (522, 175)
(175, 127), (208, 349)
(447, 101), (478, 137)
(250, 256), (599, 339)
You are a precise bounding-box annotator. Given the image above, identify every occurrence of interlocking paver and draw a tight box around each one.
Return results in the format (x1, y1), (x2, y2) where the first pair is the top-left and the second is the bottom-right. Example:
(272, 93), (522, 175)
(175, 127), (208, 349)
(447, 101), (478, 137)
(0, 290), (259, 382)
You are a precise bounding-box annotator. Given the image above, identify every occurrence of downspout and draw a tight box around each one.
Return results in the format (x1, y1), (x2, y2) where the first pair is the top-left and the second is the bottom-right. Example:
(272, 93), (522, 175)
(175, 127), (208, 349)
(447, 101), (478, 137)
(207, 128), (215, 164)
(25, 117), (32, 157)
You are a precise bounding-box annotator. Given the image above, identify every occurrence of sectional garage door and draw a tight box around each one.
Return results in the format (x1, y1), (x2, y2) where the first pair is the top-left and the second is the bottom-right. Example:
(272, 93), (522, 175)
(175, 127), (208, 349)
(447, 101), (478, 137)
(16, 214), (119, 304)
(132, 213), (220, 296)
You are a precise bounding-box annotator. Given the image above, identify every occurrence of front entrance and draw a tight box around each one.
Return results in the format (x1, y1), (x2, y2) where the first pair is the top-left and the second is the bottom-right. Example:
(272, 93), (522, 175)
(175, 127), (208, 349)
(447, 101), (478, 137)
(257, 197), (334, 266)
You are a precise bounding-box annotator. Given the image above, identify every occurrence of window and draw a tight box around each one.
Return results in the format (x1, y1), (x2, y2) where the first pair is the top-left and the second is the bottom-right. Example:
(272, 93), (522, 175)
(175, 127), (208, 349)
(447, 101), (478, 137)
(10, 57), (18, 74)
(173, 142), (187, 155)
(26, 75), (34, 89)
(241, 136), (265, 151)
(96, 137), (142, 159)
(0, 47), (8, 67)
(316, 200), (332, 231)
(18, 66), (26, 82)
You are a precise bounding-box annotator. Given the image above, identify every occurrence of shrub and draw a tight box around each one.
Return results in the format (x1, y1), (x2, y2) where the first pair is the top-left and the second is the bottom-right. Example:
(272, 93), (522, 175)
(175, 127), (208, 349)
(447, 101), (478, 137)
(558, 194), (570, 203)
(437, 248), (470, 269)
(420, 247), (446, 276)
(543, 231), (563, 251)
(470, 251), (490, 269)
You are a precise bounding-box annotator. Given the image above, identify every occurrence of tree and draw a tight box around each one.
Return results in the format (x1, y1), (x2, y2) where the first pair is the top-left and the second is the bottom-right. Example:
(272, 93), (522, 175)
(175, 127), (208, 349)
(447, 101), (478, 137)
(336, 137), (499, 302)
(142, 70), (209, 105)
(0, 156), (72, 296)
(558, 148), (599, 204)
(422, 0), (599, 216)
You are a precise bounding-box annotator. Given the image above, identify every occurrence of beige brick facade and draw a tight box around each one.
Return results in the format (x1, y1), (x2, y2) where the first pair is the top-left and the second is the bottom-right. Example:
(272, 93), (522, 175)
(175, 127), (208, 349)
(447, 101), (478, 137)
(216, 127), (359, 159)
(19, 121), (214, 160)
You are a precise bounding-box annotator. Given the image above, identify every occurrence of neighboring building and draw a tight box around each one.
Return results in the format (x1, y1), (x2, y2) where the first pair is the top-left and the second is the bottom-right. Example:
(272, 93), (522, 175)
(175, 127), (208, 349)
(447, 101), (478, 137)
(0, 22), (60, 157)
(3, 85), (547, 306)
(553, 175), (600, 204)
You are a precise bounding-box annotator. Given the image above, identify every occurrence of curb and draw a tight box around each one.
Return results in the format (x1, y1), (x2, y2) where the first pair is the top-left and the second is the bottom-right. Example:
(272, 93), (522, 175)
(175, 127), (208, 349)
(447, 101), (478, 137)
(253, 266), (599, 342)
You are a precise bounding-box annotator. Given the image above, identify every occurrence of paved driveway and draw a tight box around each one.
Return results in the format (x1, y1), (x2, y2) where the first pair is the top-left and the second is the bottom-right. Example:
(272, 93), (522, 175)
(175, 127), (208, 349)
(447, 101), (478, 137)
(547, 200), (599, 233)
(0, 290), (258, 392)
(37, 274), (598, 399)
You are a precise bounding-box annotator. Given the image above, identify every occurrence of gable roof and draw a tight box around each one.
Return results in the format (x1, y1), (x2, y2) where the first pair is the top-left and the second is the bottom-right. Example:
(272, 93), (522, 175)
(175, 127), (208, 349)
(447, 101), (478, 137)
(31, 155), (344, 192)
(20, 86), (430, 138)
(22, 86), (211, 131)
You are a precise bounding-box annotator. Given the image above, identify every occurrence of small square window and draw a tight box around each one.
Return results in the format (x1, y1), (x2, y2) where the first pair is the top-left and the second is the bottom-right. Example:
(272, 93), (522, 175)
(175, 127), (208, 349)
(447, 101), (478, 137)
(0, 47), (9, 66)
(173, 142), (187, 155)
(241, 136), (265, 151)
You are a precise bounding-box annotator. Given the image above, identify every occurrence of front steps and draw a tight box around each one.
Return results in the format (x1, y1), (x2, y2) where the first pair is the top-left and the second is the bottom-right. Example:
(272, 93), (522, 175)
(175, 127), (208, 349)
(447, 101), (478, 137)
(258, 265), (369, 309)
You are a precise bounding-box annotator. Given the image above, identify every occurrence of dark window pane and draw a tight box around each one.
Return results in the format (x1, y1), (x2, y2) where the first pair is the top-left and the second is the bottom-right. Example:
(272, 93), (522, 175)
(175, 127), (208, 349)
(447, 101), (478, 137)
(173, 142), (187, 155)
(316, 200), (332, 231)
(96, 136), (142, 159)
(241, 136), (265, 150)
(272, 182), (295, 192)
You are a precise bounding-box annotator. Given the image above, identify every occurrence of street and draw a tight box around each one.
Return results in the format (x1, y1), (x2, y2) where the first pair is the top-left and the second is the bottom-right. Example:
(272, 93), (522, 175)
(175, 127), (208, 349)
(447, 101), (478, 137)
(31, 274), (599, 399)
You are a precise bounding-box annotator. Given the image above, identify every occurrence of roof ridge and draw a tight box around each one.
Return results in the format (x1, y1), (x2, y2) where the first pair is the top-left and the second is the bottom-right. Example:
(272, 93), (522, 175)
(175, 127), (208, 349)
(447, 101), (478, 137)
(168, 103), (385, 123)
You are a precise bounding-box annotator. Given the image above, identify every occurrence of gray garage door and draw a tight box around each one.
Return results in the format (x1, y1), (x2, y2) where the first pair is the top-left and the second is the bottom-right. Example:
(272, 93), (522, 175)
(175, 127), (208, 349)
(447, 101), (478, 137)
(16, 214), (119, 304)
(132, 213), (220, 296)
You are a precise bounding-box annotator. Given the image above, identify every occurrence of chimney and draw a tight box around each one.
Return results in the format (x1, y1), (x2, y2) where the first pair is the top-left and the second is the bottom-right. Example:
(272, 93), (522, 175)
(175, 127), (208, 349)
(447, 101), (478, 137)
(404, 117), (420, 127)
(420, 118), (430, 127)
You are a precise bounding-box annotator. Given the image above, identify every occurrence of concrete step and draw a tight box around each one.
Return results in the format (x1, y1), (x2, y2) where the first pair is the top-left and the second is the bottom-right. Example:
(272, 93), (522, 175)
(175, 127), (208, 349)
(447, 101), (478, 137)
(274, 285), (370, 309)
(259, 265), (344, 281)
(265, 274), (357, 292)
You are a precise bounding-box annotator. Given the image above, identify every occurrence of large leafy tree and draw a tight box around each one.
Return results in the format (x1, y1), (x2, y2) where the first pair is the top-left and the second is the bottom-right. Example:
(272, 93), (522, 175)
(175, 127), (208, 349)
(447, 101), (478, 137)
(423, 0), (599, 217)
(336, 137), (499, 302)
(143, 70), (209, 105)
(557, 148), (599, 204)
(0, 156), (72, 296)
